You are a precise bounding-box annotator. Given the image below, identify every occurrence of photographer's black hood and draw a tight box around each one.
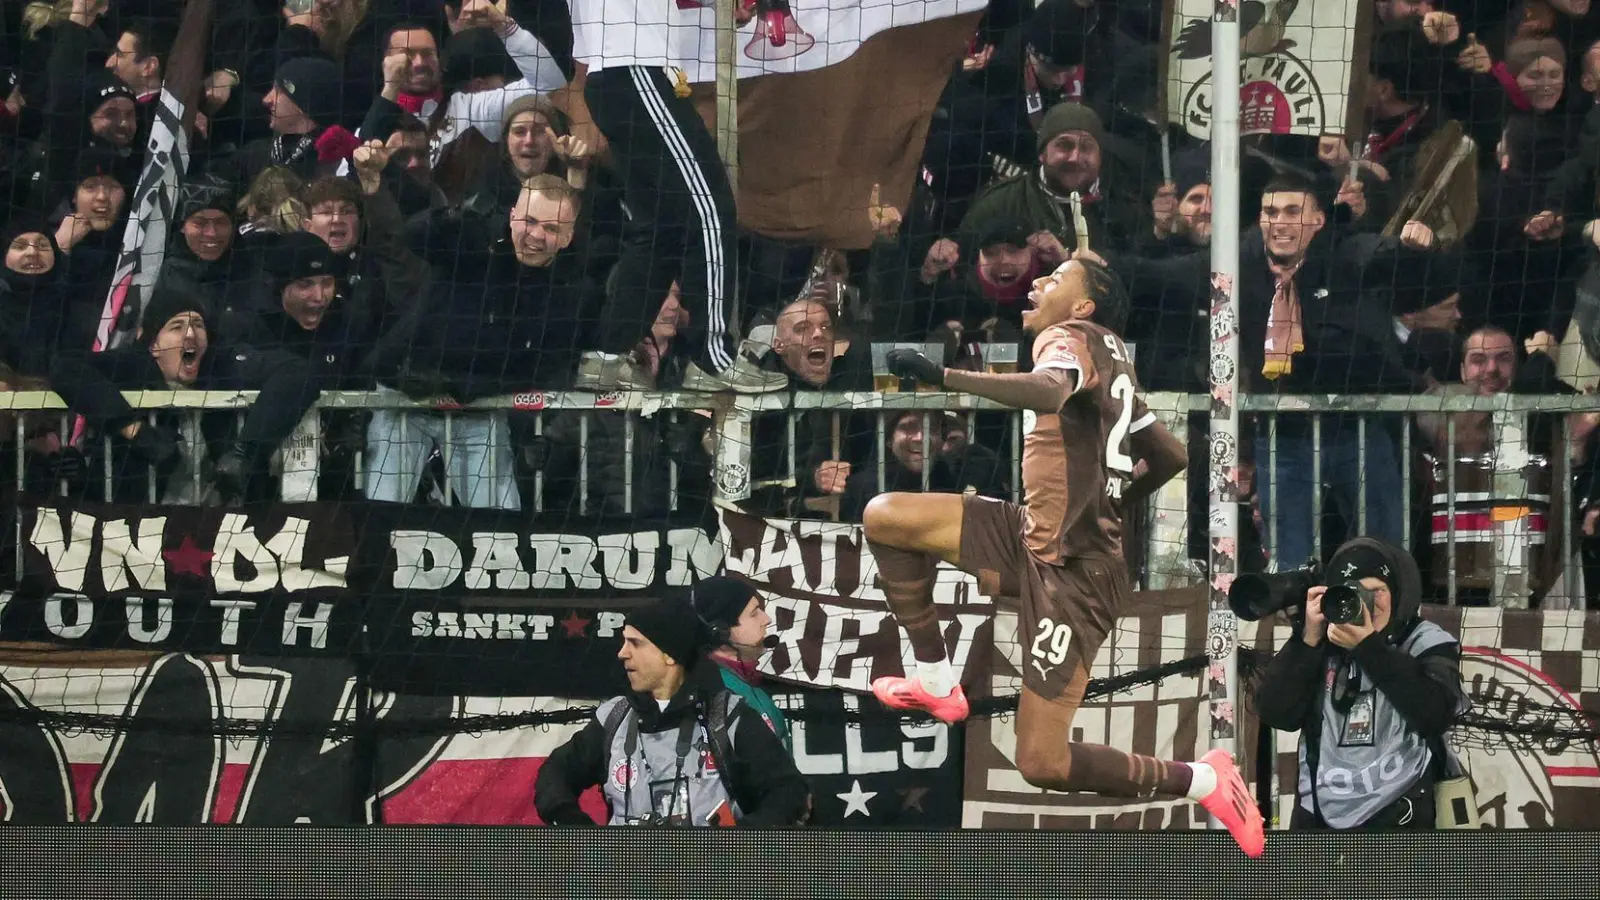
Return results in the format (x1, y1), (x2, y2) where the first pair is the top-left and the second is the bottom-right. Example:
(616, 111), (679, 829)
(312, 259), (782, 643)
(1326, 537), (1422, 638)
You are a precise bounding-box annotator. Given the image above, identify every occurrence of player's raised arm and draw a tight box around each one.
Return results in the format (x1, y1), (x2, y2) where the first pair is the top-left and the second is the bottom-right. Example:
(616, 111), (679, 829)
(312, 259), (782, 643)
(884, 348), (1082, 413)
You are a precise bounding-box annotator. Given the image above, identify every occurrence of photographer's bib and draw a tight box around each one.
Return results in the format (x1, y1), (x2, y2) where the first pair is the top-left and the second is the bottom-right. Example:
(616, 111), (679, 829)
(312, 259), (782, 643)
(597, 695), (742, 827)
(1298, 622), (1455, 828)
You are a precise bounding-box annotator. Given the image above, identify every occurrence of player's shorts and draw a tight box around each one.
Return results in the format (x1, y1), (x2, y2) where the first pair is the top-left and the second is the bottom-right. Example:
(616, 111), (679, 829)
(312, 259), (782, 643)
(958, 494), (1126, 701)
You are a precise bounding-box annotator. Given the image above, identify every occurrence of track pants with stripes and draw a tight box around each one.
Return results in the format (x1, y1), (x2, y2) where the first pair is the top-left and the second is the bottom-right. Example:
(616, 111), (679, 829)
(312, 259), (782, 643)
(585, 65), (737, 374)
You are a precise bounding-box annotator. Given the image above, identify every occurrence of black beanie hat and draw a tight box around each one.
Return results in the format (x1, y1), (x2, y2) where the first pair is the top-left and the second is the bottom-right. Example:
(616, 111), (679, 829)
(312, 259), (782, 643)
(178, 174), (238, 225)
(1022, 0), (1093, 69)
(3, 211), (54, 251)
(443, 27), (520, 91)
(138, 287), (210, 346)
(1035, 102), (1106, 153)
(274, 56), (342, 127)
(266, 230), (345, 285)
(688, 577), (761, 639)
(1325, 537), (1422, 638)
(626, 599), (712, 668)
(974, 216), (1033, 251)
(74, 147), (125, 186)
(82, 70), (137, 114)
(1171, 144), (1210, 201)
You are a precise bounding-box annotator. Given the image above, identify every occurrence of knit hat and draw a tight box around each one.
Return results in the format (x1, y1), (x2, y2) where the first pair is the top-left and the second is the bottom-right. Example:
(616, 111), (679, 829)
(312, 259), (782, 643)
(274, 56), (343, 126)
(2, 212), (58, 273)
(1035, 102), (1106, 153)
(687, 577), (761, 640)
(82, 70), (137, 114)
(138, 286), (210, 346)
(625, 598), (712, 668)
(443, 27), (520, 92)
(73, 147), (125, 185)
(1170, 144), (1210, 200)
(1022, 0), (1093, 68)
(1369, 23), (1441, 103)
(974, 216), (1033, 250)
(1506, 37), (1565, 76)
(265, 230), (345, 284)
(500, 94), (568, 138)
(177, 174), (238, 225)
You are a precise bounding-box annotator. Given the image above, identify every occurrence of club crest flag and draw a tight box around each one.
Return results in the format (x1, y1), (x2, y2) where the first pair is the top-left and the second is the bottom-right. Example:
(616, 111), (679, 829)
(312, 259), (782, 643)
(1165, 0), (1370, 139)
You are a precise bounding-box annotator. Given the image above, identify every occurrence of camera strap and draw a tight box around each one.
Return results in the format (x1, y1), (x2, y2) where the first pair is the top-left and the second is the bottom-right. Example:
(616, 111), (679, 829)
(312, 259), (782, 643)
(609, 695), (740, 825)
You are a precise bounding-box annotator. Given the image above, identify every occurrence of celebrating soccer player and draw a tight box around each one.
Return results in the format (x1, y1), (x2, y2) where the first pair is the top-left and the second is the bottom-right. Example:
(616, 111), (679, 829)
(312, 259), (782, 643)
(865, 255), (1265, 857)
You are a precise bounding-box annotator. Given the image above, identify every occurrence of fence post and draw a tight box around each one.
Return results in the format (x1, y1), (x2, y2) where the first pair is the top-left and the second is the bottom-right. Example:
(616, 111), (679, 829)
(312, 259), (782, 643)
(1206, 6), (1244, 780)
(715, 0), (741, 336)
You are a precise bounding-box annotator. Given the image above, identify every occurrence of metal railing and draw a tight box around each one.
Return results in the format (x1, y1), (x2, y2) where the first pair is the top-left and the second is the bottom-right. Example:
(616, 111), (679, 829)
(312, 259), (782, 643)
(2, 389), (1594, 608)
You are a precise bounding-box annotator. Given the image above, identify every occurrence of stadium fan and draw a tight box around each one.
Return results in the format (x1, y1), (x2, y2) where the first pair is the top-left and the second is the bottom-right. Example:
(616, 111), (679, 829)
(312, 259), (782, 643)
(838, 409), (1011, 522)
(0, 213), (65, 380)
(1102, 173), (1437, 568)
(227, 55), (362, 188)
(365, 174), (594, 510)
(52, 147), (128, 352)
(566, 0), (787, 394)
(355, 2), (567, 196)
(47, 289), (319, 505)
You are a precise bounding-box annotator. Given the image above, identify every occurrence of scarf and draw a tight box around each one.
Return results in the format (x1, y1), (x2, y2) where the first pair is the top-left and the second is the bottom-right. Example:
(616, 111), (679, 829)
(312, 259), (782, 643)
(1365, 104), (1427, 161)
(1490, 61), (1534, 112)
(1023, 59), (1086, 130)
(713, 654), (762, 684)
(395, 89), (443, 117)
(1262, 256), (1304, 379)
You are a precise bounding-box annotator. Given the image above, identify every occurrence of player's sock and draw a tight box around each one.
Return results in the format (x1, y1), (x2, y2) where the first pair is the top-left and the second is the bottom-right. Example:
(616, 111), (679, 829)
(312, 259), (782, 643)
(1060, 743), (1197, 798)
(914, 659), (956, 698)
(1184, 761), (1218, 801)
(867, 540), (946, 663)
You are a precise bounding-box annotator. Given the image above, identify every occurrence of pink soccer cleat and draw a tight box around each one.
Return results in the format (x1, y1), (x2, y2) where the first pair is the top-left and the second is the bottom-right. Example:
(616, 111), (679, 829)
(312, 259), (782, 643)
(871, 676), (970, 724)
(1195, 748), (1266, 858)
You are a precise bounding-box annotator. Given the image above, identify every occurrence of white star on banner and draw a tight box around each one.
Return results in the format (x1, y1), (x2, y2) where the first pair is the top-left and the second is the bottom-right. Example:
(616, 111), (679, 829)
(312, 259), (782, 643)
(837, 780), (877, 818)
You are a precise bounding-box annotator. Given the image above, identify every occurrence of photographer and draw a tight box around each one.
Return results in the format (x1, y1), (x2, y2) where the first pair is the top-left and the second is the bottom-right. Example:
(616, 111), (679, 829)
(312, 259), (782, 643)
(1253, 538), (1468, 830)
(534, 599), (809, 827)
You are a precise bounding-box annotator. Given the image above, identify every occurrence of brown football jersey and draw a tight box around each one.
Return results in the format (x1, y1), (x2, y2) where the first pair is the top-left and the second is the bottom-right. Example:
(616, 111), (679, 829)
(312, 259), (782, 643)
(1021, 320), (1155, 564)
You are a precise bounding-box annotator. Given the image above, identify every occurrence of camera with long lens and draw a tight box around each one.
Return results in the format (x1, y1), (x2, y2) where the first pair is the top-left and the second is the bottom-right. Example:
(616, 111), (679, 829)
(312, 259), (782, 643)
(1227, 561), (1320, 622)
(1229, 560), (1377, 626)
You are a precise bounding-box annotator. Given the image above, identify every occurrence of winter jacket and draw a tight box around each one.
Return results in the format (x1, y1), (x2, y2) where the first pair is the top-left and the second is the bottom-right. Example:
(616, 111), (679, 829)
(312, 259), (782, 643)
(535, 662), (809, 827)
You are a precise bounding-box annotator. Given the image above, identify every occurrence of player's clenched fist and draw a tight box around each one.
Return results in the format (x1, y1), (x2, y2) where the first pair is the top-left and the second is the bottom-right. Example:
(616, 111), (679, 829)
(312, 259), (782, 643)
(886, 349), (945, 388)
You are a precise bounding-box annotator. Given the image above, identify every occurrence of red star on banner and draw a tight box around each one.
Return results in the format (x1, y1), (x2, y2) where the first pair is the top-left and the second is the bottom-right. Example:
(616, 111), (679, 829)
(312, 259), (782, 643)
(560, 610), (591, 639)
(163, 535), (214, 579)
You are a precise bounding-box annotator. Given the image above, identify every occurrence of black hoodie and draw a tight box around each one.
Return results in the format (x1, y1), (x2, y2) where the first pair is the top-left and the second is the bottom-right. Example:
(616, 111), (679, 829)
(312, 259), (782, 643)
(0, 228), (66, 378)
(48, 334), (319, 503)
(534, 660), (810, 827)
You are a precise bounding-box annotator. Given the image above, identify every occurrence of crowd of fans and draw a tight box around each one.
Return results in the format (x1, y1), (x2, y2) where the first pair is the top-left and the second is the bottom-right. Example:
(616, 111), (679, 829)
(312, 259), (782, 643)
(3, 1), (1600, 605)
